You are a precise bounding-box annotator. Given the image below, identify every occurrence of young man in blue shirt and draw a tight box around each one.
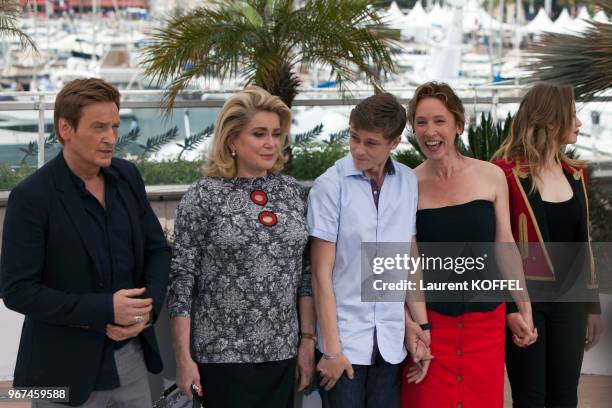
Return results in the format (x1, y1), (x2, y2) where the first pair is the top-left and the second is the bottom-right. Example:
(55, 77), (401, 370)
(308, 93), (430, 407)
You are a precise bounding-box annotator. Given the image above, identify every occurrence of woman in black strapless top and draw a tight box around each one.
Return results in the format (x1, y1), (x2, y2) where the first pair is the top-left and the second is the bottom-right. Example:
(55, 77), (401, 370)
(401, 82), (536, 408)
(417, 200), (500, 316)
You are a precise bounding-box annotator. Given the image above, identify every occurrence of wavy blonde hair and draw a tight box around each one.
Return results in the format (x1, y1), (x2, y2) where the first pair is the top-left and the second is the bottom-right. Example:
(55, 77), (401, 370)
(203, 86), (291, 178)
(492, 82), (583, 190)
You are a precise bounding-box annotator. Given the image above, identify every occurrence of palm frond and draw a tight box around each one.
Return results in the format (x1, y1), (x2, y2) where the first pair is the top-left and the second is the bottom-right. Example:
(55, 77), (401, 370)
(115, 126), (141, 155)
(45, 131), (58, 147)
(0, 0), (38, 53)
(293, 123), (324, 147)
(326, 128), (349, 146)
(142, 0), (398, 112)
(526, 1), (612, 100)
(19, 141), (37, 165)
(138, 127), (179, 159)
(176, 124), (214, 159)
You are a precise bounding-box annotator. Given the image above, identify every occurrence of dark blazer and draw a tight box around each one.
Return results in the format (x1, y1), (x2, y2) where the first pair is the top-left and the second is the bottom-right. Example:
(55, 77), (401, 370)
(1, 152), (170, 406)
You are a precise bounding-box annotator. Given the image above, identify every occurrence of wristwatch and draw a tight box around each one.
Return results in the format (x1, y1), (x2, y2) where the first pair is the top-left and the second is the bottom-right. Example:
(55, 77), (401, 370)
(419, 322), (432, 331)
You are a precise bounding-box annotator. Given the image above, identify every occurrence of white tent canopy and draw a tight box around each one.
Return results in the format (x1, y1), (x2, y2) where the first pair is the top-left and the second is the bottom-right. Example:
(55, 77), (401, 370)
(593, 10), (609, 23)
(573, 6), (592, 33)
(403, 1), (433, 42)
(462, 0), (501, 33)
(550, 8), (574, 34)
(526, 7), (555, 34)
(382, 1), (407, 29)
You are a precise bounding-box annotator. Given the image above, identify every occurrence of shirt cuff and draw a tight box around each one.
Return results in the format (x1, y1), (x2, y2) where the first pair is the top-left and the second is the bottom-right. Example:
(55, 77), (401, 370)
(310, 228), (337, 243)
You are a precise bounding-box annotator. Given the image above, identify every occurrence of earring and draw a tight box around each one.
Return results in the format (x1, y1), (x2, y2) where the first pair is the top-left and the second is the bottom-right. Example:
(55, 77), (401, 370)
(231, 150), (236, 157)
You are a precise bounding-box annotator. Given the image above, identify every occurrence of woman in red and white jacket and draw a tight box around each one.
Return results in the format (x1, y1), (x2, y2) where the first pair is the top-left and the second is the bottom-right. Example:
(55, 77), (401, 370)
(493, 82), (603, 408)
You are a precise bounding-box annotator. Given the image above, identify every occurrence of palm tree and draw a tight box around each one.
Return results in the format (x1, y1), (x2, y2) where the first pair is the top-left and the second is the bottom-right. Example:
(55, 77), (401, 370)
(142, 0), (399, 110)
(0, 0), (38, 53)
(526, 1), (611, 100)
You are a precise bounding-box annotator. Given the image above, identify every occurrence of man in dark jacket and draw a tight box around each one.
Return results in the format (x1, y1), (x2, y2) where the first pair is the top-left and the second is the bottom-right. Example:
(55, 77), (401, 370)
(1, 78), (170, 407)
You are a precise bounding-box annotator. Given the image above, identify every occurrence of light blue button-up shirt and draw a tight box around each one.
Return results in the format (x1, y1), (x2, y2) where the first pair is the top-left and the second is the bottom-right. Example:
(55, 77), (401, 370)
(307, 154), (418, 365)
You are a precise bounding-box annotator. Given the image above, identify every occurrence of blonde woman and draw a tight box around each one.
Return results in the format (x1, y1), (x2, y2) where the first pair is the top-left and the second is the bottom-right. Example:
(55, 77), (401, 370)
(493, 82), (602, 407)
(168, 86), (315, 407)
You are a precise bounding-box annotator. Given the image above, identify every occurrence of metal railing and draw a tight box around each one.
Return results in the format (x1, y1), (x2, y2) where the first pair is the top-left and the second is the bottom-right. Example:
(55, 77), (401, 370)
(1, 86), (612, 168)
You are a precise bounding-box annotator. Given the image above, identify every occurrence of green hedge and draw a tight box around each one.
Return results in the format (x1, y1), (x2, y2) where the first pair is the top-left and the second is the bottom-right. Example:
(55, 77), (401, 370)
(291, 142), (347, 181)
(135, 159), (204, 185)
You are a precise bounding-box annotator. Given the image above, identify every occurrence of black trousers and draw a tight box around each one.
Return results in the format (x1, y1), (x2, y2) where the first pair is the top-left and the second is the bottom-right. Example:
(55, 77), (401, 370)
(197, 357), (296, 408)
(505, 302), (588, 408)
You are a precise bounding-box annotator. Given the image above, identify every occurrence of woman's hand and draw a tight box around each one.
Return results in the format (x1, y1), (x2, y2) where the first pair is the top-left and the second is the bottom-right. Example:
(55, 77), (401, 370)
(296, 339), (315, 392)
(405, 320), (432, 363)
(585, 313), (603, 351)
(405, 352), (432, 384)
(176, 357), (203, 400)
(507, 312), (538, 347)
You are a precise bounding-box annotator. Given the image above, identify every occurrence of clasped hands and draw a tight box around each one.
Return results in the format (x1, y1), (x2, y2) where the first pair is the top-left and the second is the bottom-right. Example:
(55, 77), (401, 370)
(106, 287), (153, 342)
(405, 321), (434, 385)
(507, 310), (538, 348)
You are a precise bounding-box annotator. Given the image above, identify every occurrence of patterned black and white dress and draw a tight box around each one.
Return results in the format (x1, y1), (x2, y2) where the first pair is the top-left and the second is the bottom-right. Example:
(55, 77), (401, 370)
(168, 173), (311, 364)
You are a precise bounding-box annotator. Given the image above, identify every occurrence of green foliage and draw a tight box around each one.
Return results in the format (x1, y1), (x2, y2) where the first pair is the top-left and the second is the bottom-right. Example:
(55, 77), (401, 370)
(137, 127), (180, 160)
(177, 125), (214, 159)
(115, 127), (141, 156)
(467, 112), (513, 161)
(291, 141), (347, 181)
(527, 1), (612, 100)
(135, 159), (204, 185)
(0, 164), (35, 190)
(0, 0), (38, 53)
(393, 148), (424, 169)
(142, 0), (399, 110)
(293, 123), (324, 147)
(326, 128), (350, 146)
(588, 182), (612, 242)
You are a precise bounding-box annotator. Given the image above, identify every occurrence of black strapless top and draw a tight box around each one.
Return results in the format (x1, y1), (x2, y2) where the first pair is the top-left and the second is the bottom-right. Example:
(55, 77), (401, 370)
(416, 200), (501, 316)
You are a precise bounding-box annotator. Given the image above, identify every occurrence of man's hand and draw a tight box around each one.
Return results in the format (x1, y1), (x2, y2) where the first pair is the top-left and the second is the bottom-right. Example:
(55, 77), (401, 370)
(507, 312), (538, 347)
(113, 287), (153, 326)
(585, 313), (603, 351)
(176, 357), (203, 401)
(105, 320), (147, 342)
(405, 320), (432, 363)
(317, 354), (354, 391)
(296, 340), (315, 392)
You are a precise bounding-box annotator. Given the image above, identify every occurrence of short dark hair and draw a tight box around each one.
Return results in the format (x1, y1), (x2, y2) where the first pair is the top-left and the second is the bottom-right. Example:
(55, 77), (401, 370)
(349, 93), (407, 141)
(54, 78), (120, 144)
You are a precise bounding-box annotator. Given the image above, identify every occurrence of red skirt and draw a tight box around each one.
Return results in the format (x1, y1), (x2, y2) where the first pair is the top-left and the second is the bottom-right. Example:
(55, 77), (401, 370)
(401, 304), (506, 408)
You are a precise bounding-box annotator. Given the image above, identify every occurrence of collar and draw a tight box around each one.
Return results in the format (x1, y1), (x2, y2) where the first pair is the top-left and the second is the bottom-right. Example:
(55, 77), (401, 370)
(61, 151), (118, 195)
(342, 154), (396, 178)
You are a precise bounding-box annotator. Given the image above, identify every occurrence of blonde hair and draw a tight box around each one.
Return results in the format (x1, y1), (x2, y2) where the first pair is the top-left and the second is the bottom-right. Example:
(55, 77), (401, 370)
(203, 86), (291, 178)
(492, 83), (583, 191)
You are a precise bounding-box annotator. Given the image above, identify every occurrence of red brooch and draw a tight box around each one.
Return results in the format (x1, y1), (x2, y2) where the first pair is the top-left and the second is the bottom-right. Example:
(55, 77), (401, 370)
(250, 190), (268, 206)
(250, 189), (277, 227)
(258, 211), (278, 227)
